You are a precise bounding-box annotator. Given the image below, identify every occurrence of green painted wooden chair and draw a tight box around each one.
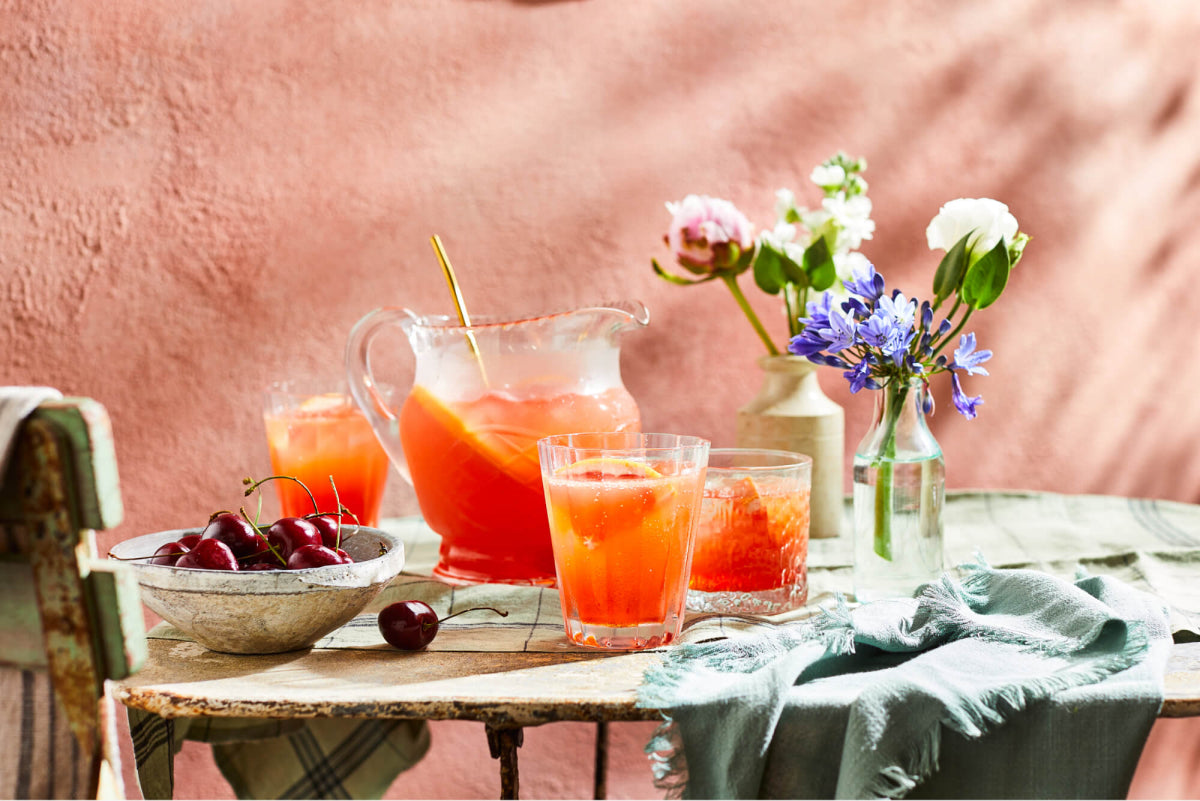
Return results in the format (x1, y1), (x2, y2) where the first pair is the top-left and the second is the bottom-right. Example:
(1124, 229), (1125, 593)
(0, 395), (146, 799)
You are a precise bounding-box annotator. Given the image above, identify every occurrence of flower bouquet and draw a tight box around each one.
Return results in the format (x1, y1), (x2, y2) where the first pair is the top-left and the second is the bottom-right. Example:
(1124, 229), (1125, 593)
(791, 198), (1029, 597)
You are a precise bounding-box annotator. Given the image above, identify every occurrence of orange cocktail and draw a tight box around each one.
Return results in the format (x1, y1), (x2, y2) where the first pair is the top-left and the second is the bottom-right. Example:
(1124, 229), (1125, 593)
(687, 449), (812, 615)
(263, 387), (390, 527)
(538, 433), (708, 650)
(400, 385), (640, 586)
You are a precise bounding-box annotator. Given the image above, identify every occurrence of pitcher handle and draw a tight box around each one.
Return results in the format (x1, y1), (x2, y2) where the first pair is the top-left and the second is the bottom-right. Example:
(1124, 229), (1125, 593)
(344, 307), (418, 483)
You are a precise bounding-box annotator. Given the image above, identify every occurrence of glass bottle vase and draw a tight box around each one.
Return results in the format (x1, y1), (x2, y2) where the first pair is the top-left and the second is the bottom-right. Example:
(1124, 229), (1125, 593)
(852, 377), (945, 602)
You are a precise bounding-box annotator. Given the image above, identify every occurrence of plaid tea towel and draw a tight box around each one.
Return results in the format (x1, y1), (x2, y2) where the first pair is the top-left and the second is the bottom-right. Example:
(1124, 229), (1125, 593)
(638, 560), (1173, 799)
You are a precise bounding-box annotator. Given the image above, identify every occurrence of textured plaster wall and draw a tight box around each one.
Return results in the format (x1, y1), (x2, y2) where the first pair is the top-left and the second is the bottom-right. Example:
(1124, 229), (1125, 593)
(5, 1), (1200, 798)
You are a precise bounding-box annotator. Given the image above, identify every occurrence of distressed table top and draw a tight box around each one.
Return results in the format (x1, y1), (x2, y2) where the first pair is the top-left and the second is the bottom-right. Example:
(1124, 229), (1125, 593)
(115, 638), (1200, 725)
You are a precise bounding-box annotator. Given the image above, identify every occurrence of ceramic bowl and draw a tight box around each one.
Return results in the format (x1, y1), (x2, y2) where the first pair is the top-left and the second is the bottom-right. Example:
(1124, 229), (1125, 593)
(109, 525), (405, 654)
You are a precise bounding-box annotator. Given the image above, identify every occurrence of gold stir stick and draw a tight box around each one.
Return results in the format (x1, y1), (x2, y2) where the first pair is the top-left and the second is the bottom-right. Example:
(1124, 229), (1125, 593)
(429, 234), (489, 387)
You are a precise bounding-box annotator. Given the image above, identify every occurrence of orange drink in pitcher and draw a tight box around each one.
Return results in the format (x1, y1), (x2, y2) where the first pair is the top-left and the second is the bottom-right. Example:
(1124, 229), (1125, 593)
(538, 433), (709, 650)
(346, 301), (650, 585)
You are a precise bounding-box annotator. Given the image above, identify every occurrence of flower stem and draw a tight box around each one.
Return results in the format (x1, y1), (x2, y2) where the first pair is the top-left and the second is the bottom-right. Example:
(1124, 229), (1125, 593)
(722, 274), (779, 356)
(872, 382), (907, 560)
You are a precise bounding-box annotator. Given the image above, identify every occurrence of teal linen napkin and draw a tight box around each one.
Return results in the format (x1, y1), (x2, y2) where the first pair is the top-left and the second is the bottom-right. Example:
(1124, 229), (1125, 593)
(638, 562), (1172, 799)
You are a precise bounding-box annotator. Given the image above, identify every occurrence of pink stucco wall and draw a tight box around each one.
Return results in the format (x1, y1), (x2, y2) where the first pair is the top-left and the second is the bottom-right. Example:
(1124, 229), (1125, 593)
(5, 0), (1200, 798)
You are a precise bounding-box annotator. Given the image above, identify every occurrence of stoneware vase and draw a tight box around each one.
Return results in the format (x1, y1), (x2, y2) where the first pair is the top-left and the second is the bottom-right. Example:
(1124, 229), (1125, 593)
(736, 355), (844, 539)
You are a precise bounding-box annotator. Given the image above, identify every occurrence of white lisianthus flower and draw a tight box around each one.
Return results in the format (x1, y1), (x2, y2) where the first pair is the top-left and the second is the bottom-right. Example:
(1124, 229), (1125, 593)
(811, 163), (846, 188)
(823, 194), (875, 252)
(926, 198), (1018, 254)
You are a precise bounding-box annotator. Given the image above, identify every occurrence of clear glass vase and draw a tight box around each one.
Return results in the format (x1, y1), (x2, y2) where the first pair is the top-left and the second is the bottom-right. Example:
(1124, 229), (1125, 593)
(852, 377), (945, 602)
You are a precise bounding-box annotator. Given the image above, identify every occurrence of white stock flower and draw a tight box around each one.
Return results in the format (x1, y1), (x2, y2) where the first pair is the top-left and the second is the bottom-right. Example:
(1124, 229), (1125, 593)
(823, 194), (875, 252)
(811, 164), (846, 188)
(760, 222), (807, 264)
(774, 188), (797, 223)
(925, 198), (1018, 254)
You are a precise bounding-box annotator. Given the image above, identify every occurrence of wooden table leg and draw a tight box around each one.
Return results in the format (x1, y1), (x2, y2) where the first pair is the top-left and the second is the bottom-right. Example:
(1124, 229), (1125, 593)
(594, 721), (609, 800)
(485, 724), (525, 799)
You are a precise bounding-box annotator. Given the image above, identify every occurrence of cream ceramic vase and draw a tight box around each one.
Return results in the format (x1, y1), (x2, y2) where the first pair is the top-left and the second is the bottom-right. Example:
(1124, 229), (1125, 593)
(736, 355), (844, 539)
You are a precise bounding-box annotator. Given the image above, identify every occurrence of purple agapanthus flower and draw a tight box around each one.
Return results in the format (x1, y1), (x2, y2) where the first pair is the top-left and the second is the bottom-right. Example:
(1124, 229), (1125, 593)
(819, 307), (858, 353)
(788, 327), (829, 358)
(877, 291), (917, 330)
(951, 372), (983, 419)
(844, 359), (879, 393)
(952, 333), (992, 376)
(859, 309), (915, 366)
(844, 261), (885, 301)
(797, 291), (836, 332)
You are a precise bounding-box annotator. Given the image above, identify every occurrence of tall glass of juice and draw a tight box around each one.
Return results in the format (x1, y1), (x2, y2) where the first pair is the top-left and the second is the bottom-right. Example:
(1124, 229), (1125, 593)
(687, 448), (812, 615)
(262, 380), (391, 527)
(538, 432), (709, 650)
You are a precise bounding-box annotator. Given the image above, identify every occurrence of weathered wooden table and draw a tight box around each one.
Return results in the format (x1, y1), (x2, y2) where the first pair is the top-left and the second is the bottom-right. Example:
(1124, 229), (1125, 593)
(116, 637), (1200, 798)
(115, 492), (1200, 798)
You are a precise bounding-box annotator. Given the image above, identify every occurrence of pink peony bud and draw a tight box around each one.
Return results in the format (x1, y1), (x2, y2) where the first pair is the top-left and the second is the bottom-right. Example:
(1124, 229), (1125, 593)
(665, 195), (755, 274)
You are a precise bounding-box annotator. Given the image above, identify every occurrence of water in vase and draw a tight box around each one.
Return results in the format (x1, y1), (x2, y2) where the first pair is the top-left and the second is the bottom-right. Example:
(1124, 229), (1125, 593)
(852, 456), (945, 602)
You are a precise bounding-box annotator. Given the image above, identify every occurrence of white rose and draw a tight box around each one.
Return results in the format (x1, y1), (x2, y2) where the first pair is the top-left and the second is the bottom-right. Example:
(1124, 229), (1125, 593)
(925, 198), (1018, 254)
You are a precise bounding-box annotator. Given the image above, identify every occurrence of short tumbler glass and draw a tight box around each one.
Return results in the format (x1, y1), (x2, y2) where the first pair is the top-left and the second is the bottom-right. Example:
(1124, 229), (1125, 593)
(537, 432), (709, 650)
(686, 448), (812, 615)
(262, 380), (391, 527)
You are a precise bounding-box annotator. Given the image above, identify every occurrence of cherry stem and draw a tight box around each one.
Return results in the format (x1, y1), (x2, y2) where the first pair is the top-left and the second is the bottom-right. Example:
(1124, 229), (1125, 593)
(107, 550), (186, 561)
(243, 475), (319, 515)
(434, 606), (509, 627)
(328, 476), (343, 549)
(241, 505), (287, 565)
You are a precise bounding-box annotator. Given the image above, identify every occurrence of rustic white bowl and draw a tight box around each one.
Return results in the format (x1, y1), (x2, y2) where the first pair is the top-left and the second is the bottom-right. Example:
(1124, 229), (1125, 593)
(109, 525), (405, 654)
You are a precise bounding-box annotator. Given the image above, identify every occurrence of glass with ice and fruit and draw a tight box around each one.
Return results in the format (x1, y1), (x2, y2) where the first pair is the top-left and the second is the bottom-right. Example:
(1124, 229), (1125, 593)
(537, 432), (709, 650)
(263, 381), (391, 528)
(346, 301), (649, 586)
(687, 448), (812, 615)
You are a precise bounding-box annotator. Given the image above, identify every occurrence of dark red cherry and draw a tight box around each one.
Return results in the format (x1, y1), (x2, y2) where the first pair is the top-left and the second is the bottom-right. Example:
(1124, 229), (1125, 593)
(202, 513), (267, 560)
(378, 600), (439, 650)
(308, 514), (344, 550)
(267, 517), (322, 561)
(377, 603), (509, 650)
(179, 534), (203, 550)
(245, 562), (280, 571)
(334, 548), (352, 563)
(150, 541), (189, 566)
(175, 538), (239, 570)
(286, 543), (353, 570)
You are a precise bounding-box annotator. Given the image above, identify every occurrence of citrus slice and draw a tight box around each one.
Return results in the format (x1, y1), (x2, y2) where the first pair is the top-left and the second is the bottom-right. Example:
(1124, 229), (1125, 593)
(551, 458), (673, 541)
(554, 457), (663, 480)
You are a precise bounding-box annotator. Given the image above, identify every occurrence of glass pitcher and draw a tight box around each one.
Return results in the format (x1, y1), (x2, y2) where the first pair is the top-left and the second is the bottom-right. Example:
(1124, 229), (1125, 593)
(345, 300), (649, 586)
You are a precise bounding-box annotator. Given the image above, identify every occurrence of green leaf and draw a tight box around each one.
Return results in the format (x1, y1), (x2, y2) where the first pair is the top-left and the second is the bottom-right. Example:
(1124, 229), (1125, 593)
(752, 245), (785, 295)
(932, 232), (971, 305)
(802, 236), (837, 291)
(960, 239), (1011, 309)
(779, 250), (808, 287)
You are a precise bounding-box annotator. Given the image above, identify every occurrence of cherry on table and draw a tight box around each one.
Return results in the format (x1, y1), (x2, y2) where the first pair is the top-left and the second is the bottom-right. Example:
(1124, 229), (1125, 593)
(175, 538), (239, 570)
(377, 602), (508, 651)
